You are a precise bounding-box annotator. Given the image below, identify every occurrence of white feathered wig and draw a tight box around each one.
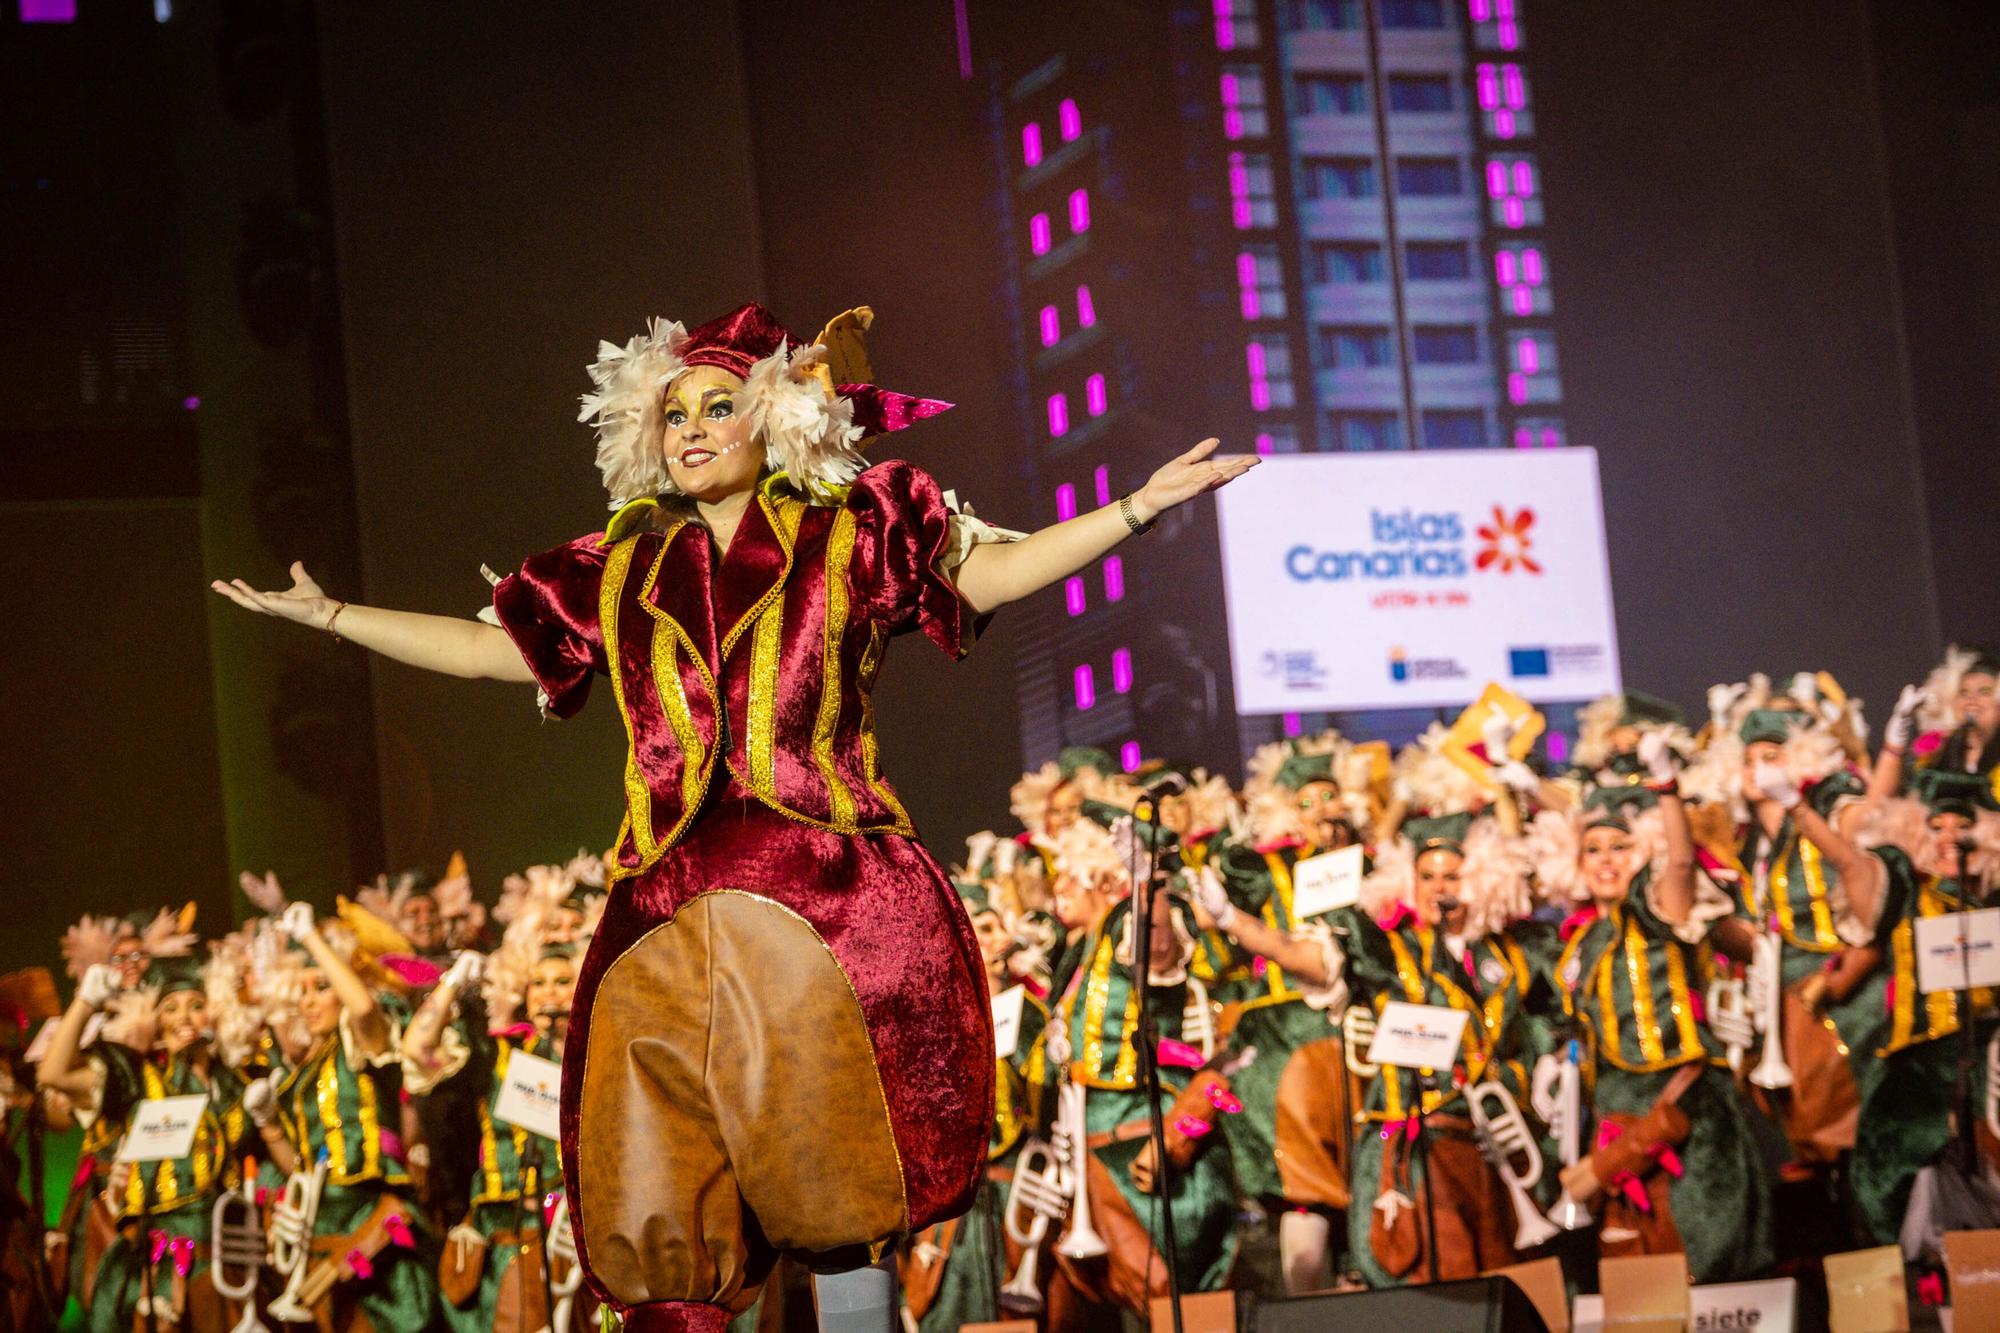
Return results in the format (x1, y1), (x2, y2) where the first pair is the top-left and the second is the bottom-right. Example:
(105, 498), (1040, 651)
(579, 302), (952, 510)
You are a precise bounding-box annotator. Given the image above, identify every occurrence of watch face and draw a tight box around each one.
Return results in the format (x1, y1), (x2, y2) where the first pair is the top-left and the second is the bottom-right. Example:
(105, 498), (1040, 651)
(1561, 957), (1582, 988)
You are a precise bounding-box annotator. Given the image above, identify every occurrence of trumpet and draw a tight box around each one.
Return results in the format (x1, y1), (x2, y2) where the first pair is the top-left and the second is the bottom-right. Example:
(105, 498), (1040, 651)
(999, 1135), (1069, 1313)
(1341, 1006), (1378, 1078)
(1466, 1081), (1559, 1251)
(1529, 1042), (1592, 1232)
(266, 1156), (328, 1324)
(1053, 1081), (1108, 1260)
(548, 1194), (585, 1333)
(1748, 931), (1793, 1091)
(1181, 977), (1216, 1062)
(1705, 970), (1752, 1074)
(210, 1178), (269, 1333)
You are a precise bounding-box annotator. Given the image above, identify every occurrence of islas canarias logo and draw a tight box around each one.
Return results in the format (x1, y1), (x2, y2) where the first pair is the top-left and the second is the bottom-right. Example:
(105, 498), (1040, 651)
(1473, 505), (1541, 575)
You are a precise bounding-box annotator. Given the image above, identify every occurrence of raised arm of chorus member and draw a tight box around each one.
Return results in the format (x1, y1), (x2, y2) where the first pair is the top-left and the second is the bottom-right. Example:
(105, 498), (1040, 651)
(284, 905), (391, 1059)
(1796, 798), (1887, 926)
(1651, 790), (1698, 926)
(949, 439), (1257, 614)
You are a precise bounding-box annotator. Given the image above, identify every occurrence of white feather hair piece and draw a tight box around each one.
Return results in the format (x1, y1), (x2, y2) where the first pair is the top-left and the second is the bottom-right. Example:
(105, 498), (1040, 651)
(1782, 724), (1849, 788)
(1919, 645), (1982, 735)
(1394, 723), (1486, 816)
(739, 339), (867, 505)
(580, 318), (688, 509)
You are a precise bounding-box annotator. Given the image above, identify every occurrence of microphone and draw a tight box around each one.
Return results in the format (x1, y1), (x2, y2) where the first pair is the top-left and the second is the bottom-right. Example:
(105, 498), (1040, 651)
(1139, 770), (1190, 798)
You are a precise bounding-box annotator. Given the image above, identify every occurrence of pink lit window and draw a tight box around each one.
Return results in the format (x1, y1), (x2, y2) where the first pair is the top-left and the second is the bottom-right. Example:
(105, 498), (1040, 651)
(1236, 251), (1262, 319)
(1546, 730), (1569, 763)
(1503, 65), (1526, 109)
(1507, 373), (1528, 405)
(1511, 286), (1532, 314)
(1494, 110), (1517, 139)
(1048, 393), (1070, 437)
(1513, 426), (1534, 449)
(1058, 98), (1082, 142)
(1084, 373), (1107, 417)
(1255, 432), (1274, 456)
(1039, 305), (1060, 347)
(1469, 0), (1494, 19)
(1475, 65), (1499, 112)
(1495, 250), (1518, 284)
(1522, 248), (1544, 284)
(1245, 341), (1270, 411)
(1022, 123), (1043, 168)
(1111, 649), (1133, 693)
(1485, 161), (1508, 199)
(1074, 665), (1096, 711)
(1029, 213), (1052, 255)
(1541, 426), (1560, 448)
(1120, 741), (1143, 772)
(1103, 556), (1126, 602)
(1064, 576), (1087, 617)
(1518, 338), (1540, 374)
(1283, 712), (1302, 738)
(1093, 464), (1112, 507)
(1227, 152), (1252, 230)
(1076, 284), (1097, 328)
(1221, 72), (1242, 140)
(19, 0), (76, 18)
(1067, 189), (1091, 233)
(1512, 161), (1534, 194)
(1056, 482), (1077, 520)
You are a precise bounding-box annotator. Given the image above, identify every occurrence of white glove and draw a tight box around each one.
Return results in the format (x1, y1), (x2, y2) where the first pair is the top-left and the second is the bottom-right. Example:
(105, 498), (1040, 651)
(1745, 937), (1779, 1033)
(1390, 776), (1415, 807)
(1884, 684), (1927, 751)
(1481, 702), (1516, 761)
(441, 950), (483, 993)
(1707, 682), (1748, 731)
(1495, 760), (1540, 797)
(242, 1073), (282, 1128)
(1637, 730), (1677, 784)
(279, 901), (316, 943)
(1528, 1052), (1564, 1128)
(1709, 986), (1755, 1052)
(1752, 762), (1801, 811)
(77, 964), (121, 1010)
(1787, 673), (1820, 711)
(1192, 866), (1237, 930)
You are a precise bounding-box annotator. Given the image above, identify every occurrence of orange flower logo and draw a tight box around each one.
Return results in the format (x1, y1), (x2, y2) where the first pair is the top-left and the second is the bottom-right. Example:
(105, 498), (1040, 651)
(1475, 505), (1542, 575)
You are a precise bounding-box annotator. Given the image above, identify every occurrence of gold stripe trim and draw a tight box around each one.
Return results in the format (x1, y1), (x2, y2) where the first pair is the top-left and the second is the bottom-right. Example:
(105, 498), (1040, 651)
(813, 508), (860, 827)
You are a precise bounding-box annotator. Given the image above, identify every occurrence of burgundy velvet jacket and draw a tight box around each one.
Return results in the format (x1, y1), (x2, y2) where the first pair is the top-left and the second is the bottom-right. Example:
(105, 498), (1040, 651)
(492, 460), (977, 884)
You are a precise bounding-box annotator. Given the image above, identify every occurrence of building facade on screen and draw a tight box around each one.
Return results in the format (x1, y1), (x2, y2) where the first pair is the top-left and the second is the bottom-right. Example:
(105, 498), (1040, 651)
(966, 0), (1566, 771)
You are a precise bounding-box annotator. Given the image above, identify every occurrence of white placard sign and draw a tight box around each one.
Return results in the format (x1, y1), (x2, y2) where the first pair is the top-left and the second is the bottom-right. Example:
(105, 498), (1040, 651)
(1915, 909), (2000, 994)
(991, 985), (1028, 1059)
(1290, 845), (1365, 919)
(1213, 450), (1621, 712)
(1690, 1277), (1797, 1332)
(1363, 1001), (1471, 1071)
(492, 1049), (563, 1141)
(117, 1095), (207, 1163)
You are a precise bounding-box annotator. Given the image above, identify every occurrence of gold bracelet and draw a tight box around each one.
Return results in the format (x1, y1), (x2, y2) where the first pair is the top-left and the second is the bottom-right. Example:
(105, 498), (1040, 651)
(1118, 493), (1155, 536)
(325, 601), (349, 642)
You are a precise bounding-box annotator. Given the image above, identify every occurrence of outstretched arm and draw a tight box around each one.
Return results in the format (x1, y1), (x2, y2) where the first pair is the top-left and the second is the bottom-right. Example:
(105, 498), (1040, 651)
(211, 562), (532, 683)
(950, 439), (1258, 614)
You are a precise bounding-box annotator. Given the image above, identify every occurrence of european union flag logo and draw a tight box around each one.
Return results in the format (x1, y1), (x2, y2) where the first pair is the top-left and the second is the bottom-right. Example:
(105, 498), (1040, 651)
(1509, 647), (1550, 678)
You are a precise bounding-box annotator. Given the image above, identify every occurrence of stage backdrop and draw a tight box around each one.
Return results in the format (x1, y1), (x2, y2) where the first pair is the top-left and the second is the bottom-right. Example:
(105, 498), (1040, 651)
(1214, 450), (1621, 715)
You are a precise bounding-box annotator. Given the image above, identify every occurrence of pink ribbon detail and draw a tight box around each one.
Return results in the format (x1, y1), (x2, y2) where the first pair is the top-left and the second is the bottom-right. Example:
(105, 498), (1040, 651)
(384, 1213), (414, 1250)
(1380, 1116), (1422, 1143)
(1918, 1271), (1945, 1305)
(1205, 1083), (1244, 1115)
(345, 1249), (374, 1280)
(1157, 1038), (1205, 1070)
(1174, 1115), (1213, 1139)
(149, 1232), (196, 1276)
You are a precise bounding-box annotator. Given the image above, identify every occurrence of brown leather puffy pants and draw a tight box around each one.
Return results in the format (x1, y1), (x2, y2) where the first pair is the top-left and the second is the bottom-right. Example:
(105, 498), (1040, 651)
(573, 892), (908, 1324)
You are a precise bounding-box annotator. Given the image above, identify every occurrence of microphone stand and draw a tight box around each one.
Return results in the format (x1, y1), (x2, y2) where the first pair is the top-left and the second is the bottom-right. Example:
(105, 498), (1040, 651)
(1953, 836), (1983, 1175)
(1132, 795), (1185, 1333)
(1416, 1071), (1441, 1286)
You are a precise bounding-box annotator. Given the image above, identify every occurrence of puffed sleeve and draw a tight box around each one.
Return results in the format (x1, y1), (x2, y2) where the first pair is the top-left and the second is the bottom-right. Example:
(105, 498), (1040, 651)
(846, 459), (1009, 659)
(490, 535), (611, 718)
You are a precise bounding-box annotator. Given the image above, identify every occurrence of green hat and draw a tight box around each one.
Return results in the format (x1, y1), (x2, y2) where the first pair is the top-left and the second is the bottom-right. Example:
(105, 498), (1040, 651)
(1079, 798), (1176, 850)
(143, 957), (204, 998)
(1739, 708), (1805, 747)
(1274, 752), (1338, 793)
(1057, 746), (1114, 781)
(1404, 812), (1473, 856)
(1616, 691), (1682, 729)
(536, 941), (579, 964)
(955, 880), (997, 917)
(1582, 784), (1659, 831)
(1911, 769), (1999, 821)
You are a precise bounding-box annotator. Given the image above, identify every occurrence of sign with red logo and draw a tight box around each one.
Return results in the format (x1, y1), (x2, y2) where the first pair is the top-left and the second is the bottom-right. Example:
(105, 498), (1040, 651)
(1214, 449), (1621, 711)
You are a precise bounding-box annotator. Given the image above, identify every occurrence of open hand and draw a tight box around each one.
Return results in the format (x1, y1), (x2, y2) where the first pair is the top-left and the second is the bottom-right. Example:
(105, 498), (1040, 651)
(210, 562), (339, 630)
(1132, 439), (1259, 522)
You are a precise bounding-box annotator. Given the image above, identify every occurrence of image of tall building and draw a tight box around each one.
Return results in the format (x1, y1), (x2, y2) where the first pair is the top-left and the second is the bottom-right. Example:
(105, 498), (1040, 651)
(970, 0), (1568, 771)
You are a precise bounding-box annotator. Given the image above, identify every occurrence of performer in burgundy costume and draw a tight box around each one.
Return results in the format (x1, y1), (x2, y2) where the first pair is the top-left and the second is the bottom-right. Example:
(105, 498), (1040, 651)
(212, 300), (1257, 1333)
